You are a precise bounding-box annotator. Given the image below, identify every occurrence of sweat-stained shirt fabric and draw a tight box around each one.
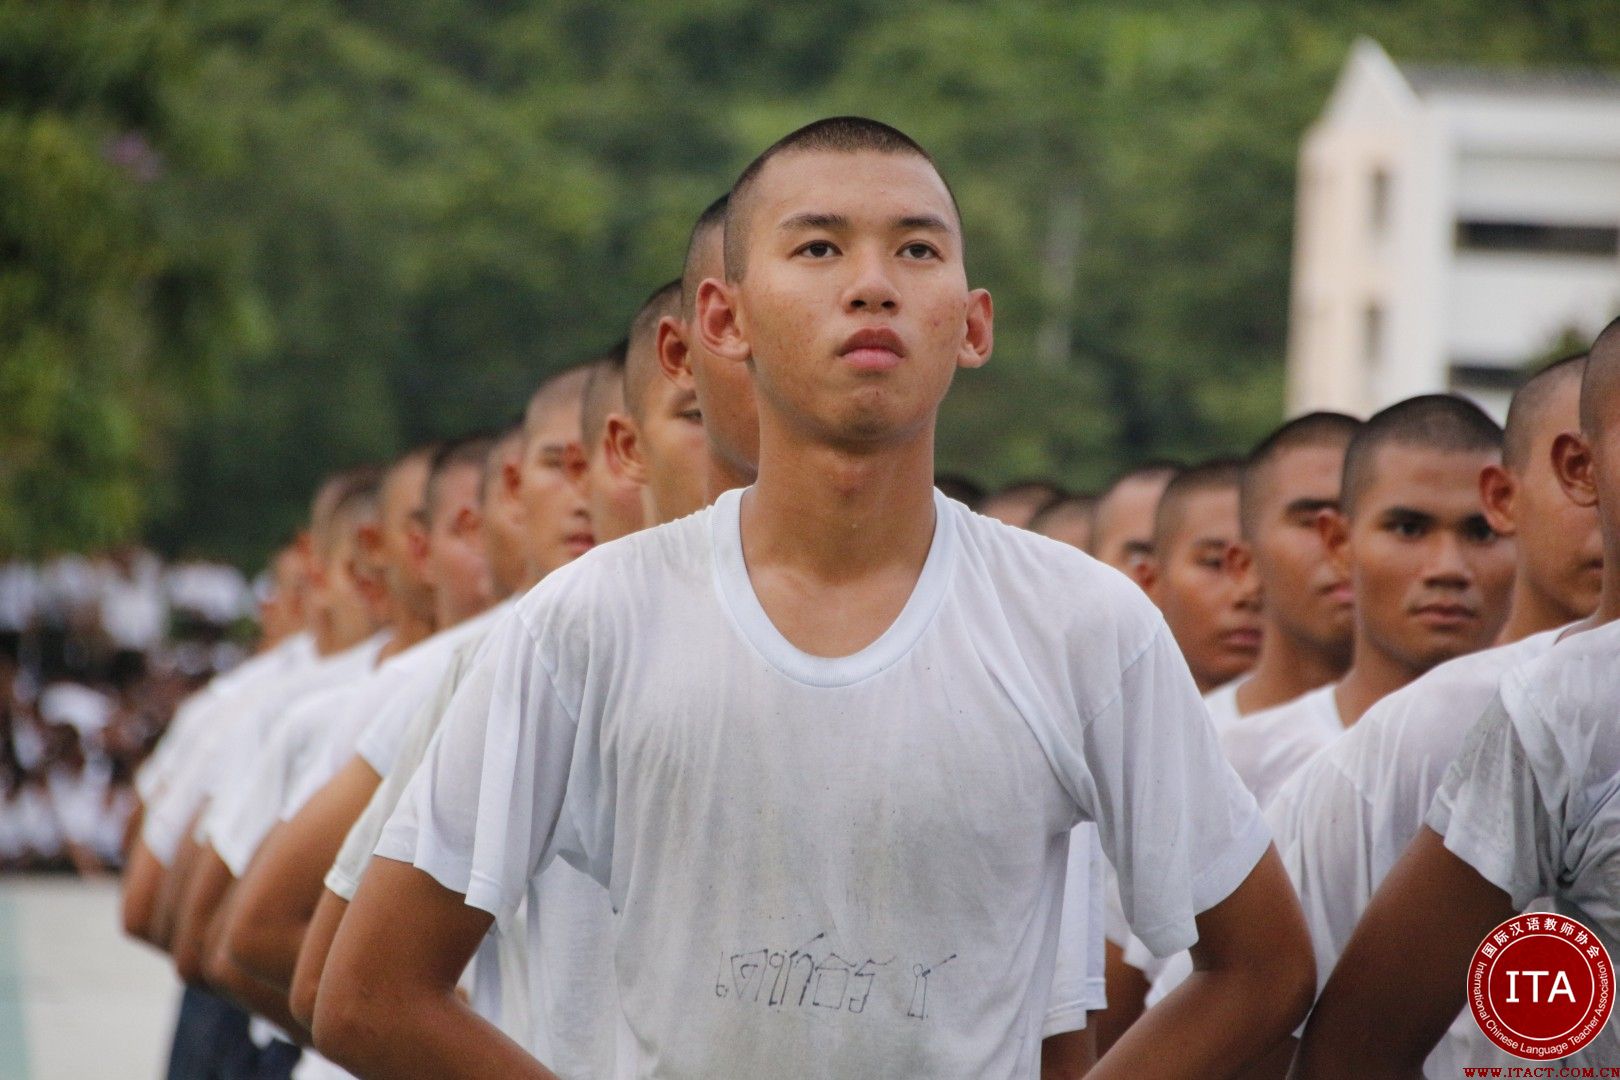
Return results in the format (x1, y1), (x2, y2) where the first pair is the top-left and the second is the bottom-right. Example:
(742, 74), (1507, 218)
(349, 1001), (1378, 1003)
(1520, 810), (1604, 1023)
(379, 489), (1269, 1079)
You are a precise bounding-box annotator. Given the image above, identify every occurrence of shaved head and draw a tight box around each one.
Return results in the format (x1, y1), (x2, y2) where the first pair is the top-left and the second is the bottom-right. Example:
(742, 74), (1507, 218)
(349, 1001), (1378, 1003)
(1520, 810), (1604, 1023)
(1582, 315), (1620, 435)
(524, 365), (594, 446)
(1154, 459), (1244, 554)
(682, 194), (728, 318)
(1341, 395), (1502, 520)
(1240, 412), (1361, 539)
(580, 341), (629, 456)
(1089, 462), (1181, 573)
(1505, 353), (1587, 472)
(625, 280), (682, 423)
(723, 116), (959, 281)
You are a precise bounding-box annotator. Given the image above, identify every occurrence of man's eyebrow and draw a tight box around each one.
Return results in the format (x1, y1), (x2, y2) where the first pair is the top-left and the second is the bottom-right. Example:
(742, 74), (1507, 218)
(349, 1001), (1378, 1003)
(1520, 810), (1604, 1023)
(1191, 537), (1230, 553)
(779, 212), (849, 233)
(1284, 497), (1338, 517)
(1379, 506), (1435, 523)
(895, 214), (951, 233)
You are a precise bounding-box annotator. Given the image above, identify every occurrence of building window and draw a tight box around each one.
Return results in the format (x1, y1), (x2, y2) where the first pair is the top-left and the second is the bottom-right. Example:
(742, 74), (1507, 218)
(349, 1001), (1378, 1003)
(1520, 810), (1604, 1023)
(1363, 302), (1383, 369)
(1369, 168), (1390, 236)
(1455, 220), (1620, 258)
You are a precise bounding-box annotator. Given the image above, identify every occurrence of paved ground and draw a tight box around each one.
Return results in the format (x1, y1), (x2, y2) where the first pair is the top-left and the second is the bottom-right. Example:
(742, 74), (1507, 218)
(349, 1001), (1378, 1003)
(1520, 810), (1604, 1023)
(0, 874), (177, 1080)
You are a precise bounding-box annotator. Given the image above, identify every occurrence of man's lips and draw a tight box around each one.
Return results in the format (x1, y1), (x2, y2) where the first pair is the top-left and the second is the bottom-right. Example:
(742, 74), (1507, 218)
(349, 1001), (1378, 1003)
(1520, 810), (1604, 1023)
(1321, 581), (1354, 606)
(1219, 627), (1263, 652)
(564, 532), (594, 554)
(1412, 602), (1476, 628)
(839, 328), (906, 371)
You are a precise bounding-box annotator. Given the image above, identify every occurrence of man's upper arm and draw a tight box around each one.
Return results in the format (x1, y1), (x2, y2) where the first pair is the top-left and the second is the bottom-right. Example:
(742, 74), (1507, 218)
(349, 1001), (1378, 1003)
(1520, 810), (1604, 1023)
(1079, 620), (1271, 957)
(1291, 827), (1514, 1078)
(375, 609), (589, 920)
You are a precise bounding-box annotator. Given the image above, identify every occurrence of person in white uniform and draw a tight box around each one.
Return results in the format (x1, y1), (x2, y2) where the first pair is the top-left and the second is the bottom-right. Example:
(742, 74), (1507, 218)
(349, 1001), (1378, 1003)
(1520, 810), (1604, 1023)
(318, 117), (1313, 1080)
(1294, 317), (1620, 1077)
(1219, 395), (1515, 810)
(1142, 459), (1262, 696)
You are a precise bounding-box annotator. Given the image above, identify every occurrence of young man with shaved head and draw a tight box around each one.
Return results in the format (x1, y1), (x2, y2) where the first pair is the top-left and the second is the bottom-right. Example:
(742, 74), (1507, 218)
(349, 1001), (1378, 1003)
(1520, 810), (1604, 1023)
(981, 479), (1064, 529)
(608, 279), (710, 524)
(304, 298), (719, 1073)
(1144, 460), (1262, 695)
(1263, 356), (1599, 1077)
(212, 436), (502, 994)
(320, 117), (1310, 1080)
(1089, 462), (1181, 584)
(657, 192), (761, 500)
(1030, 492), (1097, 553)
(576, 343), (648, 545)
(1219, 395), (1514, 810)
(1213, 412), (1362, 729)
(221, 373), (593, 1066)
(172, 448), (462, 1071)
(1296, 321), (1620, 1076)
(131, 468), (390, 1078)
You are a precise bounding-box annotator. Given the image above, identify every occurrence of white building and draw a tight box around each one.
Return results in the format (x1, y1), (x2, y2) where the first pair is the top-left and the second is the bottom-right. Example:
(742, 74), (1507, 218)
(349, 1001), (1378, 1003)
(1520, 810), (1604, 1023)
(1287, 39), (1620, 420)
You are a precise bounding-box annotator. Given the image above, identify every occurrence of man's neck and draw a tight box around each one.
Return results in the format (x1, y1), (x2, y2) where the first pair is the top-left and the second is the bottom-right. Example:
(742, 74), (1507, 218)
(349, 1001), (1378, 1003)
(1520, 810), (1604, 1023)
(1495, 576), (1577, 646)
(744, 427), (937, 582)
(1235, 623), (1348, 716)
(1332, 635), (1421, 729)
(380, 602), (434, 660)
(705, 453), (756, 504)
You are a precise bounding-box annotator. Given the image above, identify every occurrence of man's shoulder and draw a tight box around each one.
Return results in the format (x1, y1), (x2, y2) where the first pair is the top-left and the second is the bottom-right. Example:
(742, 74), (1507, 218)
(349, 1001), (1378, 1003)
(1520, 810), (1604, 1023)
(947, 499), (1162, 646)
(512, 507), (719, 639)
(1500, 622), (1620, 778)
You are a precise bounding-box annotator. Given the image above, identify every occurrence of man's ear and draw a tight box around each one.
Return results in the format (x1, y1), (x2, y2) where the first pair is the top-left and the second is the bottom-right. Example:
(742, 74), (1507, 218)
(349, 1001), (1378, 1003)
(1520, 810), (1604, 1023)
(502, 458), (525, 511)
(605, 413), (648, 486)
(1317, 509), (1351, 577)
(957, 288), (994, 371)
(562, 443), (589, 492)
(1478, 464), (1518, 538)
(657, 316), (696, 390)
(1131, 553), (1159, 597)
(1551, 431), (1598, 509)
(404, 516), (432, 582)
(695, 278), (750, 365)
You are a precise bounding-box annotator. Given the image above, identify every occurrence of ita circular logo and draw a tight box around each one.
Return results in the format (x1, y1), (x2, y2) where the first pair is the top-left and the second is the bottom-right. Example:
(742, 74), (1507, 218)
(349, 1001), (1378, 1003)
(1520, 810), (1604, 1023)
(1468, 913), (1613, 1060)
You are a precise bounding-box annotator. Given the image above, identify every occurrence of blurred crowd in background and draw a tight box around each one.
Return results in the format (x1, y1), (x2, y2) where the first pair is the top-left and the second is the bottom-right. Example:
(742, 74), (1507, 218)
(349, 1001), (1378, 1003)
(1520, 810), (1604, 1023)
(0, 549), (260, 874)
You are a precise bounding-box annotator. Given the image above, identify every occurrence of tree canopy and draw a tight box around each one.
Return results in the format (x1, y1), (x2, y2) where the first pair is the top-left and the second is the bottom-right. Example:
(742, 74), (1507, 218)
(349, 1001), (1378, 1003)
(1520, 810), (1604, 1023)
(6, 0), (1618, 566)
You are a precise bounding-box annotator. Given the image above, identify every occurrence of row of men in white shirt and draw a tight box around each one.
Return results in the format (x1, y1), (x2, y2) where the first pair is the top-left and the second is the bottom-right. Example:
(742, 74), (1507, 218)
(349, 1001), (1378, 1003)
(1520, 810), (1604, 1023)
(1066, 340), (1620, 1074)
(120, 117), (1620, 1078)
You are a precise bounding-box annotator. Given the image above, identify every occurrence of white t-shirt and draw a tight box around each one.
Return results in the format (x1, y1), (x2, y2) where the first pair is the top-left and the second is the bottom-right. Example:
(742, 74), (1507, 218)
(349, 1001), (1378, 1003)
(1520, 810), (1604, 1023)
(1428, 620), (1620, 1065)
(135, 633), (314, 805)
(1218, 684), (1342, 810)
(1117, 679), (1261, 985)
(141, 634), (373, 865)
(1046, 825), (1108, 1036)
(1202, 679), (1245, 735)
(380, 489), (1268, 1079)
(1251, 633), (1558, 1074)
(278, 610), (502, 822)
(207, 682), (364, 877)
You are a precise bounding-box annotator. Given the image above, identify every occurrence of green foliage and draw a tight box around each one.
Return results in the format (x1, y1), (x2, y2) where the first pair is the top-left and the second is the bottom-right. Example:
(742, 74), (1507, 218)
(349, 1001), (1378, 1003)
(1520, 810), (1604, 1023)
(5, 0), (1618, 565)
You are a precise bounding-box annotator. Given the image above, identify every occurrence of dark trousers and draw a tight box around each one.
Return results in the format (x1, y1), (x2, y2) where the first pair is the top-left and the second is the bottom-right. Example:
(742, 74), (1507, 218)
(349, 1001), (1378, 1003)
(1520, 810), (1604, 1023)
(251, 1039), (302, 1080)
(164, 985), (258, 1080)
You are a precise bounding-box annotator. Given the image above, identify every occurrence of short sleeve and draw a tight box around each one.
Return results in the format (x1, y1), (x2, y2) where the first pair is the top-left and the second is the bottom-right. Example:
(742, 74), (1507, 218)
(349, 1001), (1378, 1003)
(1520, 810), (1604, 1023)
(1426, 694), (1561, 912)
(327, 667), (463, 901)
(375, 607), (588, 921)
(1066, 622), (1271, 957)
(1265, 756), (1376, 995)
(1043, 823), (1105, 1036)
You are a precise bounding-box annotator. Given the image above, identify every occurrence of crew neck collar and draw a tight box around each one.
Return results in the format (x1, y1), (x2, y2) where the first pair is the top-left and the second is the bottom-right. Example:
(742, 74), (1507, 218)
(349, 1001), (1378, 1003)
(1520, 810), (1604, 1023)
(710, 486), (956, 688)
